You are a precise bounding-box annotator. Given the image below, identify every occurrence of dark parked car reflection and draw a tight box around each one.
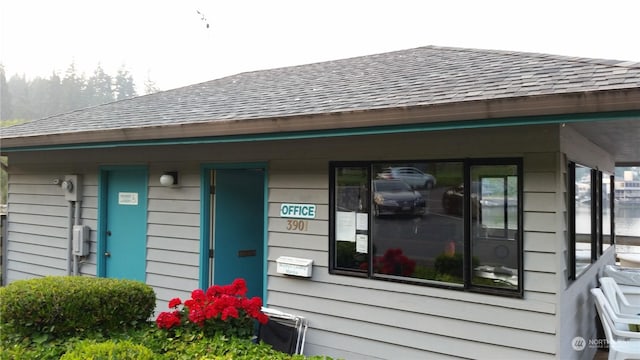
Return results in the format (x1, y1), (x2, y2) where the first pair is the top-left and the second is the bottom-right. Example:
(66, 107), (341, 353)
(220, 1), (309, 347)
(442, 184), (481, 218)
(373, 180), (426, 216)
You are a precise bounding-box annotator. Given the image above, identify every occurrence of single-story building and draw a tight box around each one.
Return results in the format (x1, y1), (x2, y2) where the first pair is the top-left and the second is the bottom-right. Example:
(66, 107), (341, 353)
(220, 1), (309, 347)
(1, 45), (639, 359)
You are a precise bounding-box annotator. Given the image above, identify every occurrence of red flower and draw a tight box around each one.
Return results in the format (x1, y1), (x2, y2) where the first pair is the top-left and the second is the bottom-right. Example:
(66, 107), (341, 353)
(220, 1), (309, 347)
(206, 285), (223, 298)
(256, 312), (269, 324)
(191, 289), (206, 301)
(221, 306), (239, 320)
(188, 307), (206, 325)
(374, 248), (415, 276)
(168, 297), (182, 309)
(231, 278), (248, 296)
(156, 278), (269, 337)
(156, 310), (181, 329)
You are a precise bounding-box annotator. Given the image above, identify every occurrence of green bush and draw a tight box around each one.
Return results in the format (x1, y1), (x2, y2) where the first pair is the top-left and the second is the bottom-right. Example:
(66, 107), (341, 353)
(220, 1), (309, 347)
(0, 323), (335, 360)
(143, 331), (326, 360)
(434, 253), (465, 278)
(60, 340), (154, 360)
(0, 276), (156, 341)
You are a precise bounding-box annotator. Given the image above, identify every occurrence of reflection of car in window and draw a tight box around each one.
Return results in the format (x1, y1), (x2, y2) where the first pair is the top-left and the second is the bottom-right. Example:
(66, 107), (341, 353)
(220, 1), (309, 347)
(372, 180), (426, 216)
(377, 167), (436, 189)
(442, 183), (481, 219)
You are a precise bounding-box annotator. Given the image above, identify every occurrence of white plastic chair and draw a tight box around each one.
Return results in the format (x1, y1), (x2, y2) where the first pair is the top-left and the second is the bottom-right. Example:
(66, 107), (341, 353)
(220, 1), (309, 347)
(599, 277), (640, 318)
(591, 288), (640, 360)
(605, 266), (640, 300)
(604, 265), (640, 287)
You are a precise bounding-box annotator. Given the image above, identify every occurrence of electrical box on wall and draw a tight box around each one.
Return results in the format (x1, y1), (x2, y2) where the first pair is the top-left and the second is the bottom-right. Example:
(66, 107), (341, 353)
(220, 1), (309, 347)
(63, 175), (82, 201)
(72, 225), (90, 256)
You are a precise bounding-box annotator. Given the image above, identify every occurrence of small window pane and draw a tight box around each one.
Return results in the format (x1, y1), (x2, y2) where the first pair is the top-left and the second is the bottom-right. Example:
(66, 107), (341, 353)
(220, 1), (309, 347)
(575, 165), (592, 277)
(470, 165), (519, 290)
(371, 162), (464, 285)
(334, 166), (369, 272)
(602, 174), (613, 252)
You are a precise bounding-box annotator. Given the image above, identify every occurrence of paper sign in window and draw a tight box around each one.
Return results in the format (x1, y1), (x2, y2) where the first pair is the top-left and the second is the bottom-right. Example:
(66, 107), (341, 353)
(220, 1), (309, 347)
(356, 213), (368, 231)
(356, 234), (368, 253)
(336, 211), (356, 241)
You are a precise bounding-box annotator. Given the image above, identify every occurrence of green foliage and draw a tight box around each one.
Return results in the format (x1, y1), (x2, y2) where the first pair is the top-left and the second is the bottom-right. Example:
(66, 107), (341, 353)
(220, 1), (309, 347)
(60, 340), (154, 360)
(0, 323), (334, 360)
(0, 277), (335, 359)
(434, 253), (465, 278)
(336, 241), (366, 269)
(2, 63), (143, 121)
(434, 253), (480, 279)
(114, 67), (137, 101)
(0, 335), (85, 360)
(144, 331), (331, 360)
(0, 276), (156, 342)
(0, 119), (28, 128)
(0, 65), (11, 120)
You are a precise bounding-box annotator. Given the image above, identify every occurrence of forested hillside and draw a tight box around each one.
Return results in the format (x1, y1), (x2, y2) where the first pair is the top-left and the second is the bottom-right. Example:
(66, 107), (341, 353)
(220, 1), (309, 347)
(0, 63), (159, 121)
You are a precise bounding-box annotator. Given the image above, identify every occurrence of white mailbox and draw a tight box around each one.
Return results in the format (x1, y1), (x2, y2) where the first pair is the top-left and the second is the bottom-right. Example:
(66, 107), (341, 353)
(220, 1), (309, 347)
(276, 256), (313, 278)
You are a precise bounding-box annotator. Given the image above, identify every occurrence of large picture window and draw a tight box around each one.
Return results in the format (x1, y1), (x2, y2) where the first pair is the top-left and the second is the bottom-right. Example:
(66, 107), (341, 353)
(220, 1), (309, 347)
(330, 159), (523, 296)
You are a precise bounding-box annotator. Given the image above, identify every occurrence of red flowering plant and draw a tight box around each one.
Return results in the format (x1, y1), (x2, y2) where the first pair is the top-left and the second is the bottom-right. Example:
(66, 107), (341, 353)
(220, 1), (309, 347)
(373, 248), (416, 277)
(156, 278), (269, 339)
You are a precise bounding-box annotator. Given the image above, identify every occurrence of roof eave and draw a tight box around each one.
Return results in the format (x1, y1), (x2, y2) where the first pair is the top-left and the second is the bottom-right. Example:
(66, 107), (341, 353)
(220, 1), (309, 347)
(2, 88), (639, 150)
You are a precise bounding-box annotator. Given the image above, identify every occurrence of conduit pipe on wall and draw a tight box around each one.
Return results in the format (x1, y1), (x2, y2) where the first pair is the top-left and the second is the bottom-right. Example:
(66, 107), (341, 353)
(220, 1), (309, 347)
(60, 175), (83, 276)
(73, 200), (82, 276)
(66, 201), (74, 276)
(66, 200), (84, 276)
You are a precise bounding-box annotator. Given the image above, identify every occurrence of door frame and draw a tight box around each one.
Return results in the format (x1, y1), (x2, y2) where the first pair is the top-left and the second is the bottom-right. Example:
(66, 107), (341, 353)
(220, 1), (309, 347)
(199, 162), (268, 300)
(97, 165), (148, 278)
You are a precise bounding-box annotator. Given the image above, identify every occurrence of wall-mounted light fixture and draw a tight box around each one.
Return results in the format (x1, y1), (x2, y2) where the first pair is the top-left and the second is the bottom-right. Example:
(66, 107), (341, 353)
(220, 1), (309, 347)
(160, 171), (178, 187)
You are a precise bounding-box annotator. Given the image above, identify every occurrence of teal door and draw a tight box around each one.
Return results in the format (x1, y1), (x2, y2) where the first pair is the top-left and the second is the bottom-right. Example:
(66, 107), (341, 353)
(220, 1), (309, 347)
(213, 169), (265, 299)
(104, 168), (148, 281)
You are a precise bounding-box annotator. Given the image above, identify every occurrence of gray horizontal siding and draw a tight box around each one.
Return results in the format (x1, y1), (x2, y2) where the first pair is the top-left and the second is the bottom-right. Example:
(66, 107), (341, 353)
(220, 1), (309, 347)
(265, 137), (563, 358)
(4, 165), (203, 317)
(5, 126), (589, 359)
(5, 174), (71, 282)
(146, 168), (201, 309)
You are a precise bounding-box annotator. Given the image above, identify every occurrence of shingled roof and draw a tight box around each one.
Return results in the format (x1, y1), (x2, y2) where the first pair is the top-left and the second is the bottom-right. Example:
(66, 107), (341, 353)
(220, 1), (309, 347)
(2, 45), (640, 149)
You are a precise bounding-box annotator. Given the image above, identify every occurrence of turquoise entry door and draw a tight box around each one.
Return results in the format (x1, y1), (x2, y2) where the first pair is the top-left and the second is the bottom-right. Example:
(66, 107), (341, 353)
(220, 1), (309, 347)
(213, 169), (265, 299)
(104, 168), (148, 281)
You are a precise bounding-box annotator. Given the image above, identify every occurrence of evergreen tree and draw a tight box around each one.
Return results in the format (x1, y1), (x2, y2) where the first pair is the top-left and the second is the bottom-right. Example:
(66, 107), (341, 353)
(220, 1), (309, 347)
(60, 62), (86, 112)
(144, 73), (160, 95)
(3, 63), (141, 121)
(28, 76), (51, 119)
(114, 66), (137, 100)
(86, 64), (114, 105)
(0, 65), (12, 120)
(7, 74), (30, 120)
(47, 71), (63, 116)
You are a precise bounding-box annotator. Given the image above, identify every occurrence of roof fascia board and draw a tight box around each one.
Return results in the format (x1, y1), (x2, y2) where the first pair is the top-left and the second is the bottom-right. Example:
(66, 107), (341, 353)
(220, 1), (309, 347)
(3, 109), (639, 153)
(2, 88), (639, 151)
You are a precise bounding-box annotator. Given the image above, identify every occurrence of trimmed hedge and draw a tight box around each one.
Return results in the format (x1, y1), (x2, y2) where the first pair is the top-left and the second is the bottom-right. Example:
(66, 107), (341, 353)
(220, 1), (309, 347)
(0, 276), (156, 339)
(60, 340), (154, 360)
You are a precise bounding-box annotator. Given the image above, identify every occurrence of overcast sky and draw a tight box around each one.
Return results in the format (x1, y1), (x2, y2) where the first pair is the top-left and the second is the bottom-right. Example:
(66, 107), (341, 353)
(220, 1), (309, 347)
(1, 0), (639, 92)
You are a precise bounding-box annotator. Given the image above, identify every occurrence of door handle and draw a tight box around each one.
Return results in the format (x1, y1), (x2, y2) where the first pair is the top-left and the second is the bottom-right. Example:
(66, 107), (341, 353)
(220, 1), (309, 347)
(104, 252), (111, 257)
(106, 230), (112, 236)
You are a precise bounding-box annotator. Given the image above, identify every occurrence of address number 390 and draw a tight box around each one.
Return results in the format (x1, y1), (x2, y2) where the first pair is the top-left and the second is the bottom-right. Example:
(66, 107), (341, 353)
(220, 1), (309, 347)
(286, 219), (308, 232)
